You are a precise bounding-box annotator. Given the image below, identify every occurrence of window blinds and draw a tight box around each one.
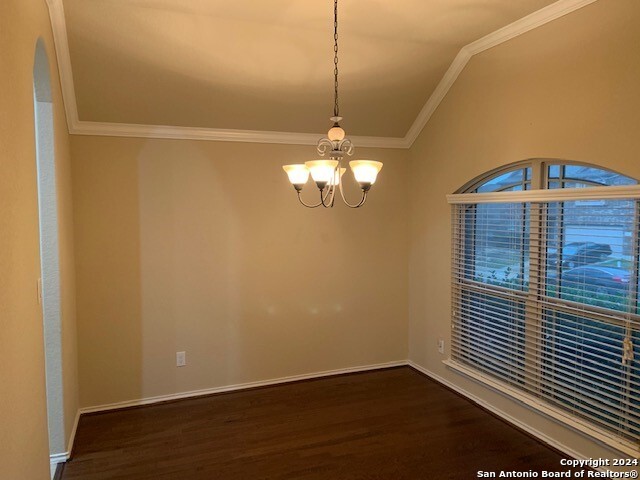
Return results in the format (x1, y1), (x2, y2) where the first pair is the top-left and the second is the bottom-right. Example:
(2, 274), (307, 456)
(448, 186), (640, 454)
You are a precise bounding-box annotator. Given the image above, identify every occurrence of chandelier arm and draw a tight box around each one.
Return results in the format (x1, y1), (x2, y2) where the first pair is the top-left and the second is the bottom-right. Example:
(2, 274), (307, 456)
(296, 183), (334, 208)
(338, 185), (367, 208)
(337, 171), (367, 208)
(320, 184), (337, 208)
(321, 187), (330, 208)
(323, 187), (333, 202)
(322, 183), (334, 205)
(297, 191), (322, 208)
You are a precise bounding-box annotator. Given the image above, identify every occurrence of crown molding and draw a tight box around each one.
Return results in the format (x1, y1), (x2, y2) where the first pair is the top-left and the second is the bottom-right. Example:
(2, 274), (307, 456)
(464, 0), (598, 56)
(45, 0), (78, 130)
(403, 48), (472, 146)
(71, 120), (410, 148)
(404, 0), (599, 146)
(46, 0), (598, 149)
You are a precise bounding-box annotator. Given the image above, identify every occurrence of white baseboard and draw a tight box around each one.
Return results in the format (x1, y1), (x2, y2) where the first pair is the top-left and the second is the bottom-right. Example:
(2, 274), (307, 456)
(80, 360), (408, 414)
(54, 360), (613, 474)
(49, 407), (81, 474)
(49, 452), (67, 480)
(65, 409), (80, 456)
(49, 451), (67, 464)
(406, 360), (616, 471)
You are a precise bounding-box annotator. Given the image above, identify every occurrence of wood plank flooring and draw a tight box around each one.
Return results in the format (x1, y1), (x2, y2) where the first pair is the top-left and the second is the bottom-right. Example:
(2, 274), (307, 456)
(60, 367), (576, 479)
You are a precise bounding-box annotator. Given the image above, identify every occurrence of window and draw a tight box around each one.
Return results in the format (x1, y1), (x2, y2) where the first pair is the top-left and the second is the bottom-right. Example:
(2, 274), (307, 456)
(449, 161), (639, 456)
(473, 167), (532, 192)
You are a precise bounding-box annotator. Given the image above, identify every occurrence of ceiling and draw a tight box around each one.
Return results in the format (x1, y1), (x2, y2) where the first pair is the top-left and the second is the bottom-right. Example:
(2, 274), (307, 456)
(62, 0), (558, 138)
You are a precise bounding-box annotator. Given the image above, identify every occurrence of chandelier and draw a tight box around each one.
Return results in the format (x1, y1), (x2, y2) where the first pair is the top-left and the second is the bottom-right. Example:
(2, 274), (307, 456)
(282, 0), (383, 208)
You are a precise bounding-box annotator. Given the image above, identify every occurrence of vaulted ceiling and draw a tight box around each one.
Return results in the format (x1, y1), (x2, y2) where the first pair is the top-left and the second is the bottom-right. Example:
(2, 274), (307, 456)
(62, 0), (560, 138)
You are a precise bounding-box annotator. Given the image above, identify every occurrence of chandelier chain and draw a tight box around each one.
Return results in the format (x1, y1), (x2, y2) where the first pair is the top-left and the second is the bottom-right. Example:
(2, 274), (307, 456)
(333, 0), (339, 118)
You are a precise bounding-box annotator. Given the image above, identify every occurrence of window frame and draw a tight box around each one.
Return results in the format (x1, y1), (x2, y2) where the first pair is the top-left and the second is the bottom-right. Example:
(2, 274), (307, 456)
(447, 160), (640, 458)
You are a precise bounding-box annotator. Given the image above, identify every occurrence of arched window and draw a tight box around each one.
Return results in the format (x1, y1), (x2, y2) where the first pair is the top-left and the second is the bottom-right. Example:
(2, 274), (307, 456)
(448, 160), (639, 456)
(467, 161), (636, 193)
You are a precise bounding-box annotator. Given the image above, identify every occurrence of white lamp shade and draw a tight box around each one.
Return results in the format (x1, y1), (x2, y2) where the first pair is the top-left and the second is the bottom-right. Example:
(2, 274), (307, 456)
(282, 164), (310, 186)
(329, 167), (346, 186)
(305, 160), (339, 184)
(349, 160), (383, 185)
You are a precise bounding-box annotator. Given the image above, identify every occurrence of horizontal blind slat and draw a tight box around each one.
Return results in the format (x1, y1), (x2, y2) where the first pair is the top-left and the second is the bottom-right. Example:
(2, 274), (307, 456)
(451, 335), (640, 398)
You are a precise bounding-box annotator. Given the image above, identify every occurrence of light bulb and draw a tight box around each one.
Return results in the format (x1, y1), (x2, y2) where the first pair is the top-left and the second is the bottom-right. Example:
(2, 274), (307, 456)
(282, 164), (309, 190)
(328, 126), (346, 142)
(349, 160), (383, 188)
(305, 160), (339, 188)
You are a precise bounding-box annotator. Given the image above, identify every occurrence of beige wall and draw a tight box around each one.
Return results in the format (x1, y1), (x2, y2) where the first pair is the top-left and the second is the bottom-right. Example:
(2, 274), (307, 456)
(0, 0), (79, 477)
(71, 137), (408, 407)
(408, 0), (640, 461)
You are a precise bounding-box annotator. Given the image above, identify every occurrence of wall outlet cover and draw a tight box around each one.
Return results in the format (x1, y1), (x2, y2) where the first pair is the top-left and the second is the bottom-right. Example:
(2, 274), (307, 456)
(176, 351), (186, 367)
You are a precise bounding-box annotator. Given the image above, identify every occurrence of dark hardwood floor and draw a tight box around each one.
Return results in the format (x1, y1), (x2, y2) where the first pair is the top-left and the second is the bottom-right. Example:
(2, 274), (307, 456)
(60, 367), (575, 479)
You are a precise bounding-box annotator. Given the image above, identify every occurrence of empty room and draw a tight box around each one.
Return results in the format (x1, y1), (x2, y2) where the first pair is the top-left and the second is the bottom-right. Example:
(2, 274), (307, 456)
(2, 0), (639, 478)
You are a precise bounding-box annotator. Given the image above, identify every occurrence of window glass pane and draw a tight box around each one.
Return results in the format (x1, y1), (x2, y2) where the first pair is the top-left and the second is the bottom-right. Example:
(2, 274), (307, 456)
(545, 199), (635, 313)
(476, 169), (525, 193)
(562, 181), (595, 189)
(458, 201), (530, 386)
(547, 164), (637, 189)
(524, 168), (532, 190)
(564, 165), (636, 186)
(541, 311), (639, 438)
(465, 203), (529, 290)
(501, 185), (523, 192)
(549, 165), (561, 179)
(457, 292), (525, 386)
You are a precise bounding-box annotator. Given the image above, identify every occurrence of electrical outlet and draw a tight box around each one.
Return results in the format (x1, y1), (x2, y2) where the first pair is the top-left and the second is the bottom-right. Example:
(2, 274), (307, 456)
(437, 338), (445, 355)
(176, 351), (186, 367)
